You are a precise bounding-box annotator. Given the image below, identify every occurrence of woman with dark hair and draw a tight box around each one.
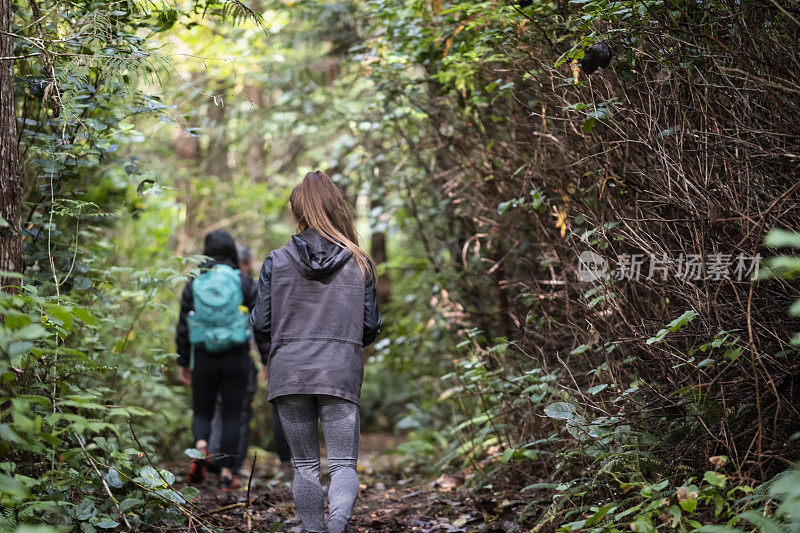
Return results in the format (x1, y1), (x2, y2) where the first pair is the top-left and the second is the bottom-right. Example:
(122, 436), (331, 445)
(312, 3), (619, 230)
(207, 244), (292, 477)
(250, 171), (382, 533)
(176, 230), (267, 490)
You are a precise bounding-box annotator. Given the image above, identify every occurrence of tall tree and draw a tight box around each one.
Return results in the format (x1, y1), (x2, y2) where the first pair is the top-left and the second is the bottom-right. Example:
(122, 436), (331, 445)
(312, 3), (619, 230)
(245, 85), (266, 183)
(370, 196), (391, 307)
(0, 0), (21, 291)
(173, 122), (202, 256)
(205, 91), (229, 179)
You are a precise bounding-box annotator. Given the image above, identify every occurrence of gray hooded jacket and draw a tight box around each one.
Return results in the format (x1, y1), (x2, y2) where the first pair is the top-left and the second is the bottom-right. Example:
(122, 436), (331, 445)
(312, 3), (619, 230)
(250, 228), (382, 404)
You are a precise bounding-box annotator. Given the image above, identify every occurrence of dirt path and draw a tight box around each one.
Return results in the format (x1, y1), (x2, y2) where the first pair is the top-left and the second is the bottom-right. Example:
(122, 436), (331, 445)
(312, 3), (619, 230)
(180, 434), (522, 532)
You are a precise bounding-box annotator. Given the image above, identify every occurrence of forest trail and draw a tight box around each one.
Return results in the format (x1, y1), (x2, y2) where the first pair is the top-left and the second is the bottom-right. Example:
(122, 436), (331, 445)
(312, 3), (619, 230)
(178, 434), (521, 532)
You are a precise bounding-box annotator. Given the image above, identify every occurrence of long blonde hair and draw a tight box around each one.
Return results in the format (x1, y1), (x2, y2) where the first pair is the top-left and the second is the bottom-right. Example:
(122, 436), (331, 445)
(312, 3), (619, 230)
(289, 170), (374, 278)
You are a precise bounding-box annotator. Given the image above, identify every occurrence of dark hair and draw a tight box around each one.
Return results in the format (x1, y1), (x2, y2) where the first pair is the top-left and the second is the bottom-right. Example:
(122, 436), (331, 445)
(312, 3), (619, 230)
(203, 230), (239, 267)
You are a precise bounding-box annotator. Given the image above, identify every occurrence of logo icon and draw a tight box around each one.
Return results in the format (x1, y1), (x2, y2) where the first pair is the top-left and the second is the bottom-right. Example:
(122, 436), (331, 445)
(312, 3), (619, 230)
(578, 251), (608, 282)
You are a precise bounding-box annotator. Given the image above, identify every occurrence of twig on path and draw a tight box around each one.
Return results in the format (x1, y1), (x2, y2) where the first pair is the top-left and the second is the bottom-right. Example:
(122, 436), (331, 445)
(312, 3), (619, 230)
(206, 502), (246, 515)
(245, 508), (264, 533)
(205, 501), (265, 533)
(246, 451), (257, 505)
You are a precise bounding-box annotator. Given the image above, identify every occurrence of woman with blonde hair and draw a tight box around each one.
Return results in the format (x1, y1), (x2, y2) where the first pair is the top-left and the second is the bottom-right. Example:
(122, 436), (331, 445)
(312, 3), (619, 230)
(250, 170), (382, 533)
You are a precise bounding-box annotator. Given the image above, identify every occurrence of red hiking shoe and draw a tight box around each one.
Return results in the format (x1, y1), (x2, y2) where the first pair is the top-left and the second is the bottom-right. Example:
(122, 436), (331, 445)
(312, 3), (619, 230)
(219, 474), (239, 492)
(188, 450), (210, 485)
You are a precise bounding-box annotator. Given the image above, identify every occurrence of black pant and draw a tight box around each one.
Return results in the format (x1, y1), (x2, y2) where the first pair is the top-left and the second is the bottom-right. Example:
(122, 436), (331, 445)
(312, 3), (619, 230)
(192, 351), (251, 469)
(205, 360), (292, 468)
(209, 359), (257, 472)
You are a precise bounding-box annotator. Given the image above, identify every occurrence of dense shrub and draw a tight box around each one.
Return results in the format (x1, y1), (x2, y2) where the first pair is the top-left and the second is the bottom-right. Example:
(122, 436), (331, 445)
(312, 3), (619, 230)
(362, 0), (800, 520)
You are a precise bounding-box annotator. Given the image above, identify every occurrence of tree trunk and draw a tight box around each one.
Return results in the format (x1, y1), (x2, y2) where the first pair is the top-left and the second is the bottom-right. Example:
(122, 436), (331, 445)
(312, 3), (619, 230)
(0, 0), (21, 291)
(370, 197), (391, 307)
(173, 123), (201, 256)
(245, 85), (266, 183)
(205, 92), (229, 180)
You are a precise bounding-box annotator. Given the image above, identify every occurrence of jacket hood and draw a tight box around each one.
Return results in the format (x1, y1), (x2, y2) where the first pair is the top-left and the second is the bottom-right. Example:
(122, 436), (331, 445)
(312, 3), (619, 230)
(201, 230), (239, 269)
(287, 228), (352, 280)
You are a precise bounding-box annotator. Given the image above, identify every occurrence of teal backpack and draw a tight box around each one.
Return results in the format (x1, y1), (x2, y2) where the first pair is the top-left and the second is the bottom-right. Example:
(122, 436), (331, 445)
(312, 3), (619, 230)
(187, 264), (251, 365)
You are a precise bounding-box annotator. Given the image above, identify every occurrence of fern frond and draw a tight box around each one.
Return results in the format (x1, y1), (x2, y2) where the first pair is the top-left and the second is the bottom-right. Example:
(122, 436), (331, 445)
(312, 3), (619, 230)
(220, 0), (266, 29)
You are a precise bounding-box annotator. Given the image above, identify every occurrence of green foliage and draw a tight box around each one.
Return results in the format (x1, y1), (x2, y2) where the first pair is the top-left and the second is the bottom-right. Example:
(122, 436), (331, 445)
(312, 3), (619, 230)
(395, 327), (800, 530)
(0, 280), (197, 529)
(552, 469), (800, 532)
(762, 229), (800, 344)
(6, 0), (265, 527)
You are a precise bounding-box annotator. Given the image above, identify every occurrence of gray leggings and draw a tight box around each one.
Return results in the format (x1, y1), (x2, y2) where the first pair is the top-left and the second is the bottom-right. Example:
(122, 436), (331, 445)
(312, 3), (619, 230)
(274, 394), (360, 533)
